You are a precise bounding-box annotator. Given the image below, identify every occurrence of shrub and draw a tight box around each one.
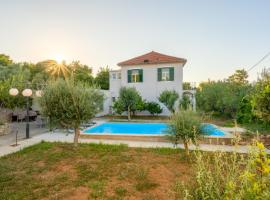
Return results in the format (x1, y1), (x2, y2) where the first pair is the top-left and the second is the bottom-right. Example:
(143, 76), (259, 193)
(179, 94), (191, 110)
(181, 142), (270, 199)
(145, 102), (162, 116)
(252, 68), (270, 124)
(158, 90), (179, 113)
(166, 111), (202, 156)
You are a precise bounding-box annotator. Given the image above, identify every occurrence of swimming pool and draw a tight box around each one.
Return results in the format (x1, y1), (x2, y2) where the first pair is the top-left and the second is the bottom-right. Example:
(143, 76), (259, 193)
(83, 122), (226, 137)
(83, 123), (167, 135)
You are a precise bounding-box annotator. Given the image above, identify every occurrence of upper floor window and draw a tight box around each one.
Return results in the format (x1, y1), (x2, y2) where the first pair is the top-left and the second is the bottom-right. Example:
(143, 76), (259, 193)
(117, 72), (121, 79)
(127, 69), (143, 83)
(112, 73), (116, 79)
(111, 72), (121, 80)
(158, 67), (174, 81)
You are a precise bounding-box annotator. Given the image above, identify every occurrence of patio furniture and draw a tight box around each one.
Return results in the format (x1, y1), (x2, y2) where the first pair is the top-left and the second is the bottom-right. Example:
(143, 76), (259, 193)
(35, 116), (46, 128)
(0, 123), (10, 136)
(29, 110), (37, 121)
(17, 112), (26, 122)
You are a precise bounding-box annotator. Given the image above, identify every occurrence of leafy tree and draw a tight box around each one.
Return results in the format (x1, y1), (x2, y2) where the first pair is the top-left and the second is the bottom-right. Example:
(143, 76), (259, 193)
(145, 102), (162, 116)
(183, 82), (192, 90)
(112, 100), (125, 115)
(196, 79), (251, 118)
(166, 111), (202, 156)
(252, 68), (270, 124)
(0, 54), (12, 66)
(0, 69), (31, 109)
(179, 94), (191, 110)
(95, 67), (109, 90)
(236, 96), (254, 123)
(228, 69), (248, 84)
(158, 90), (179, 113)
(113, 87), (143, 120)
(38, 79), (104, 146)
(68, 61), (94, 85)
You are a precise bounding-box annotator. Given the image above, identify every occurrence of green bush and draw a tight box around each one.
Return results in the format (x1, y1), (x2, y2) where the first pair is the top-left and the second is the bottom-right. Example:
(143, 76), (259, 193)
(181, 142), (270, 199)
(252, 68), (270, 124)
(145, 102), (162, 116)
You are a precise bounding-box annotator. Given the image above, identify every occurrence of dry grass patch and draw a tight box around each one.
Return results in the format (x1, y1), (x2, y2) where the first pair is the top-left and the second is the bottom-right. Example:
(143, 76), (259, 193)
(0, 142), (193, 200)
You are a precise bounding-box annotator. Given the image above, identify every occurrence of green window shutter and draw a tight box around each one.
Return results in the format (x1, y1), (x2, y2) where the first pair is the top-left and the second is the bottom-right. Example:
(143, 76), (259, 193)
(169, 67), (174, 81)
(139, 69), (143, 82)
(157, 68), (162, 81)
(127, 70), (132, 83)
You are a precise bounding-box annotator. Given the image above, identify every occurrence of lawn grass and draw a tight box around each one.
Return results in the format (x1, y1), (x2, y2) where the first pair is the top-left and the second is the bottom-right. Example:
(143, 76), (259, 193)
(0, 142), (192, 200)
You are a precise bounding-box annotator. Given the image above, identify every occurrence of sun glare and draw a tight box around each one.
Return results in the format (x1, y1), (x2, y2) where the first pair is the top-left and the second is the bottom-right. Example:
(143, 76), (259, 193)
(54, 54), (65, 64)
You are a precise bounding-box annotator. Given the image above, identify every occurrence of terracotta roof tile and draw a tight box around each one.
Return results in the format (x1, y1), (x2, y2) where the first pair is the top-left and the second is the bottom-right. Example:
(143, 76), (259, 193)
(118, 51), (187, 66)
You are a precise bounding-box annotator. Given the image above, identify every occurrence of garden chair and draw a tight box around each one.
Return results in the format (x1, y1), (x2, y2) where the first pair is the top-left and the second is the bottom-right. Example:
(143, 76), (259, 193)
(35, 116), (46, 128)
(17, 112), (26, 122)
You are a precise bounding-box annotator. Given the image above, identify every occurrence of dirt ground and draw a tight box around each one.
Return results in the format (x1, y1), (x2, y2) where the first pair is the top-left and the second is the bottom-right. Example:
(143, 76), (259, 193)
(0, 142), (194, 200)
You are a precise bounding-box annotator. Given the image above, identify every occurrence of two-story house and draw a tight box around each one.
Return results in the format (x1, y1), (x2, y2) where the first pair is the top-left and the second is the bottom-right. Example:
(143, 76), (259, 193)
(109, 51), (187, 115)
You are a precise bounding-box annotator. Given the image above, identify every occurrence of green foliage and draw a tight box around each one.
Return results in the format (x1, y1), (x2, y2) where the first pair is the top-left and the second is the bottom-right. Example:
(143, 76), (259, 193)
(181, 142), (270, 200)
(166, 111), (202, 156)
(95, 67), (109, 90)
(69, 61), (94, 85)
(228, 69), (248, 84)
(252, 68), (270, 124)
(112, 100), (125, 115)
(39, 79), (103, 128)
(179, 94), (191, 110)
(112, 87), (143, 120)
(38, 79), (104, 144)
(0, 54), (12, 66)
(196, 80), (251, 118)
(0, 67), (31, 109)
(145, 102), (162, 116)
(158, 90), (179, 113)
(236, 97), (254, 123)
(183, 82), (192, 90)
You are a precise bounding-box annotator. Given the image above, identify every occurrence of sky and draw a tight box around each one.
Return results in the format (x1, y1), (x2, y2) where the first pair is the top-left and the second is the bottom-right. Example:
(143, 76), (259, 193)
(0, 0), (270, 83)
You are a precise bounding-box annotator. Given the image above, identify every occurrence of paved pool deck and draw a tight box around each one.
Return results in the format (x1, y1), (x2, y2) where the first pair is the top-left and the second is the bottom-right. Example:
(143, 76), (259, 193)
(1, 131), (269, 157)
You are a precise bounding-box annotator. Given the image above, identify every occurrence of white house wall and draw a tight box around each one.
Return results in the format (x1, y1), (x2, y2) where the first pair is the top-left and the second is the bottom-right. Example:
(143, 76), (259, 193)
(107, 63), (184, 116)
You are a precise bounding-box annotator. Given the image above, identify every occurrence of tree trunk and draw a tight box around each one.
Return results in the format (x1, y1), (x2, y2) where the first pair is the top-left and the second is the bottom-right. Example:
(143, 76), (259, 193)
(128, 106), (131, 121)
(184, 141), (189, 157)
(74, 127), (80, 147)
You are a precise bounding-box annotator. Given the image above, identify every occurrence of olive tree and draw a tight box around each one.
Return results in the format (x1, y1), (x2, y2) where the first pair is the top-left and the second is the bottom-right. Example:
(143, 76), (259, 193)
(158, 90), (179, 113)
(38, 79), (104, 146)
(113, 87), (142, 120)
(166, 110), (202, 156)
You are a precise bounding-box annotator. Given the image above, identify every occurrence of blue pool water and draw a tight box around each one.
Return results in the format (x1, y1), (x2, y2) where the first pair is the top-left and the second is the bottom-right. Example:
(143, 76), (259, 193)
(83, 123), (167, 135)
(201, 123), (226, 136)
(83, 122), (226, 136)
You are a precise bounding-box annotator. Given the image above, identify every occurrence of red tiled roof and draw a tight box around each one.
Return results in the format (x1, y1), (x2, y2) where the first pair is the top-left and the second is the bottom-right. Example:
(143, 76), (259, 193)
(117, 51), (187, 66)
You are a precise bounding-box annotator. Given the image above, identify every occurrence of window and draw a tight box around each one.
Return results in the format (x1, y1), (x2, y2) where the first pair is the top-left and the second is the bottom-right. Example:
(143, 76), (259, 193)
(112, 73), (116, 79)
(117, 73), (121, 79)
(127, 69), (143, 83)
(157, 67), (174, 81)
(161, 68), (170, 81)
(131, 70), (139, 82)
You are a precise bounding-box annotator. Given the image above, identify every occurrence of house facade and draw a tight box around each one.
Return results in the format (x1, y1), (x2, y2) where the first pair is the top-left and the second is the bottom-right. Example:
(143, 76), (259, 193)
(108, 51), (187, 115)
